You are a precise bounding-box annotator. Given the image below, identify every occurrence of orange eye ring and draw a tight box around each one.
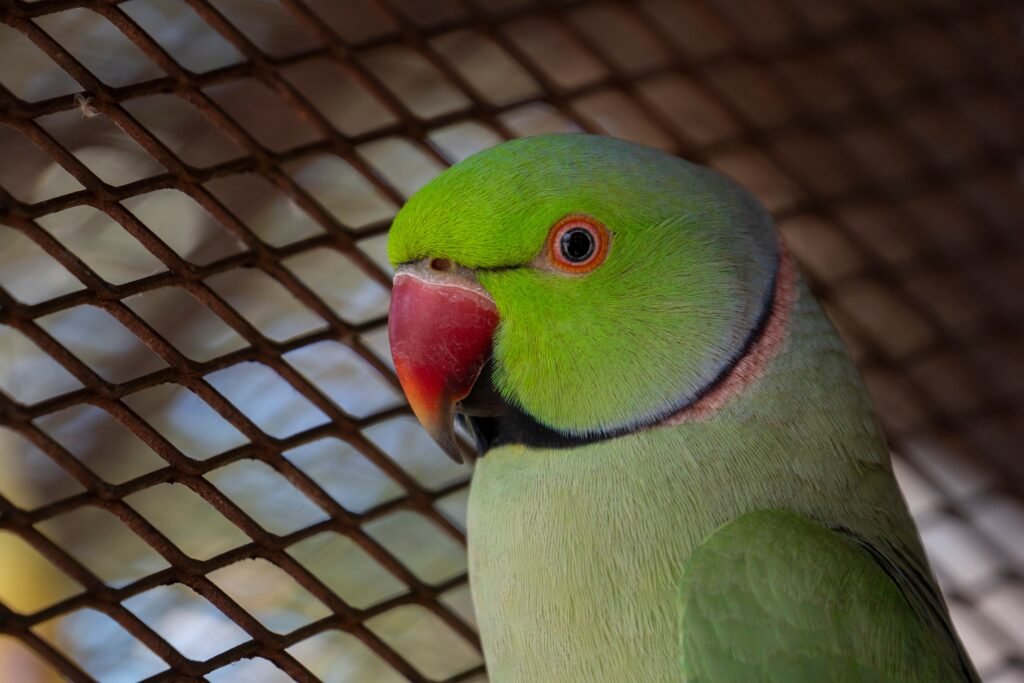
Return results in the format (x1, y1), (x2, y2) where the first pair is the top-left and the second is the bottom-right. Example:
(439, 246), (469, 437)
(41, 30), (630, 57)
(545, 214), (611, 274)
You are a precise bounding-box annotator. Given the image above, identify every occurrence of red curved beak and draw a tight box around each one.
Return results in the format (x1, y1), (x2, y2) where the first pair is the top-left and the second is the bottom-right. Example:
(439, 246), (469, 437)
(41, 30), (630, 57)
(388, 261), (499, 463)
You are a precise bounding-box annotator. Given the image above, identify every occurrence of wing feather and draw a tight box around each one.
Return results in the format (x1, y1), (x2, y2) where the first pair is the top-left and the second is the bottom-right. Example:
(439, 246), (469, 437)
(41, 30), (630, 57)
(678, 510), (977, 683)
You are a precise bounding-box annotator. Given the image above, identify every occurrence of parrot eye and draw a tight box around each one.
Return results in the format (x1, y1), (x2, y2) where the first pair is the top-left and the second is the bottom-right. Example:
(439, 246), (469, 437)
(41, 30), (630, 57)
(546, 214), (611, 274)
(560, 228), (595, 263)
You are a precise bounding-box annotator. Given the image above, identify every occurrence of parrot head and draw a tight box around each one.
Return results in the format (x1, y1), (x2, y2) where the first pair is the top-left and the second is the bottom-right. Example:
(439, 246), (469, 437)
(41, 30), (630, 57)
(387, 134), (781, 462)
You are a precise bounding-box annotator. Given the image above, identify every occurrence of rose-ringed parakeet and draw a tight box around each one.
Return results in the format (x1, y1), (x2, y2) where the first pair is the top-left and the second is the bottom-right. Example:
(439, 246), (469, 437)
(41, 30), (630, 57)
(385, 134), (978, 682)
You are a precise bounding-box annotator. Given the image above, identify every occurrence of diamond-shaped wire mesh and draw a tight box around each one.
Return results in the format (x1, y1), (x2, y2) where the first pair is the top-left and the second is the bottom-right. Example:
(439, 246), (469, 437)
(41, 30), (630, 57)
(0, 0), (1022, 681)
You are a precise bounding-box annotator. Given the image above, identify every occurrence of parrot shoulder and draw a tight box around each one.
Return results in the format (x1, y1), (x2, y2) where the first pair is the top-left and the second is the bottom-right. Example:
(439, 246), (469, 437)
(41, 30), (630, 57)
(677, 509), (977, 683)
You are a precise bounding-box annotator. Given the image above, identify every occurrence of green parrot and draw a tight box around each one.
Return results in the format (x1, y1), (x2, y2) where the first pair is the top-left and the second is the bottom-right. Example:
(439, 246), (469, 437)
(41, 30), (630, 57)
(385, 134), (977, 682)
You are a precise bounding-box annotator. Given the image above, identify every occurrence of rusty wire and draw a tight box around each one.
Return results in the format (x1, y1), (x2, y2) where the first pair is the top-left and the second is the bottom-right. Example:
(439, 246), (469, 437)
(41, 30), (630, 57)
(0, 0), (1022, 680)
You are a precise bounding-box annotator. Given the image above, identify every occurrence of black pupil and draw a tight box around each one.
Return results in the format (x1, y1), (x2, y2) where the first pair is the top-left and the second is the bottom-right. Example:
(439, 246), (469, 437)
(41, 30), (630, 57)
(560, 228), (595, 263)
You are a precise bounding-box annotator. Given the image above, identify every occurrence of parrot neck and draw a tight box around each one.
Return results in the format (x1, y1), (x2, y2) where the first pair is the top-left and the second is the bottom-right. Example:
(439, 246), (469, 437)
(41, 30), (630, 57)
(661, 248), (796, 425)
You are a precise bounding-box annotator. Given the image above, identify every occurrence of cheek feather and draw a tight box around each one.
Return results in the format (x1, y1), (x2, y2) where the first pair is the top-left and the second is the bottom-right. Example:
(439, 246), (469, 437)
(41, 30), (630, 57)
(663, 245), (797, 424)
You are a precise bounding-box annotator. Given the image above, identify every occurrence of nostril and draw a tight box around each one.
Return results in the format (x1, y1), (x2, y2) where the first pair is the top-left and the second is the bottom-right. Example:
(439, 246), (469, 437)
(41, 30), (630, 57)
(430, 258), (454, 272)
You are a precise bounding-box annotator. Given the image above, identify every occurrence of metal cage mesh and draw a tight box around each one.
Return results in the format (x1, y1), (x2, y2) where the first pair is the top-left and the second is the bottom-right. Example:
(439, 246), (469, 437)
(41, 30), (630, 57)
(0, 0), (1022, 681)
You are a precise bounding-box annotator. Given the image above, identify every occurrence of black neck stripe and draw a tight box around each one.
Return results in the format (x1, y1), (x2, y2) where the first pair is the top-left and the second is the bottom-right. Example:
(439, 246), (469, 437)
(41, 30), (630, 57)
(463, 257), (781, 454)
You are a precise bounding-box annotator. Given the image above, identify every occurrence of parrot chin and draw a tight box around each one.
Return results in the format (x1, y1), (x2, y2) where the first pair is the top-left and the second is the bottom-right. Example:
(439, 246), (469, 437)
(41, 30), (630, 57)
(388, 259), (500, 463)
(456, 366), (506, 417)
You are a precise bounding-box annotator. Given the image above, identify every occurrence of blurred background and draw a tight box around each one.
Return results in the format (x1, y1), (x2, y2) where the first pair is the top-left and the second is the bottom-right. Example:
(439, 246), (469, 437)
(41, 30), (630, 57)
(0, 0), (1022, 681)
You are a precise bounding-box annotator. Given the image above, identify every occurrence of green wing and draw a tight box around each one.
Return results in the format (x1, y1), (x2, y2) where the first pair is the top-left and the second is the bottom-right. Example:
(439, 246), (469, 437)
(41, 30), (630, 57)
(678, 510), (977, 683)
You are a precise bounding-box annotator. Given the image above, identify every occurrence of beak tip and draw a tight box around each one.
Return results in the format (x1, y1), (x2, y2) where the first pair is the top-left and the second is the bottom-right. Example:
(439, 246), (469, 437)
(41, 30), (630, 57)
(428, 420), (467, 465)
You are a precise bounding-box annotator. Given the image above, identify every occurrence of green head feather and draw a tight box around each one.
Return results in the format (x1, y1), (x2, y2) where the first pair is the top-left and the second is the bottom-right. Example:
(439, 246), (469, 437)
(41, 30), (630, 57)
(388, 134), (779, 435)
